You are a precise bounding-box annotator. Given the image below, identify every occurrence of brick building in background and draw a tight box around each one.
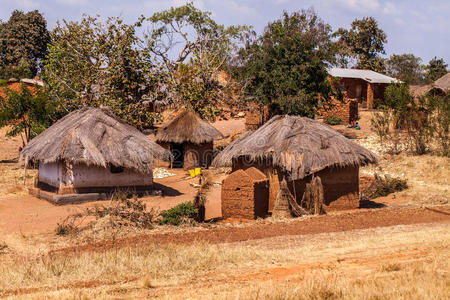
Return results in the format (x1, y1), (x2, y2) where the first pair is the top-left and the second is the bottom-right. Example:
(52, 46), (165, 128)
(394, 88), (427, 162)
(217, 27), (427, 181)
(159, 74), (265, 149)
(318, 68), (399, 124)
(0, 78), (44, 98)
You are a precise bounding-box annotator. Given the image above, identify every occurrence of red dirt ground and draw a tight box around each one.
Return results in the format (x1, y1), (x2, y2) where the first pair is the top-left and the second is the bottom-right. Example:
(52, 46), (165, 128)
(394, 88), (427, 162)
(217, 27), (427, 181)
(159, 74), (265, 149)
(51, 205), (450, 256)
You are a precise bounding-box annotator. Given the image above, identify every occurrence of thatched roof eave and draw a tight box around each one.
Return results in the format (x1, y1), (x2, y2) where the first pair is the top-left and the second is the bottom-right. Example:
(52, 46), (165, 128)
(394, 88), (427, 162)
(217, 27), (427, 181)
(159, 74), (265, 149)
(20, 107), (171, 174)
(212, 115), (378, 180)
(156, 110), (224, 144)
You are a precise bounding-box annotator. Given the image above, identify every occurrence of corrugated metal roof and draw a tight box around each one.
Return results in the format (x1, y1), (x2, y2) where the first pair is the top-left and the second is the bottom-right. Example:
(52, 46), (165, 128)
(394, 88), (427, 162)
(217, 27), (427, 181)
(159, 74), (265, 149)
(20, 78), (44, 87)
(327, 67), (399, 84)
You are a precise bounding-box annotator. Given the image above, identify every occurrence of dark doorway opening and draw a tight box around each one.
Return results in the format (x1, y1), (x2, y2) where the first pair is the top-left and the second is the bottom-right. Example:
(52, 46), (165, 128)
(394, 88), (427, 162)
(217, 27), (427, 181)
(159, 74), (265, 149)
(171, 143), (184, 168)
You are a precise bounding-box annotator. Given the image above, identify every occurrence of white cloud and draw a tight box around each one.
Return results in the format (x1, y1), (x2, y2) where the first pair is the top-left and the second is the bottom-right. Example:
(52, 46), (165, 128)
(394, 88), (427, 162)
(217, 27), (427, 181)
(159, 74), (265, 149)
(336, 0), (381, 13)
(274, 0), (293, 4)
(381, 2), (400, 16)
(53, 0), (88, 5)
(144, 0), (205, 12)
(14, 0), (39, 9)
(207, 0), (258, 17)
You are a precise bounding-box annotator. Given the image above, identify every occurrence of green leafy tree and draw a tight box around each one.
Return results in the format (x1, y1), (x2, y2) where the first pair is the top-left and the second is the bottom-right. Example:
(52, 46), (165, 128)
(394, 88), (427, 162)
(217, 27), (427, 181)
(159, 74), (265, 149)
(385, 54), (424, 84)
(424, 57), (448, 83)
(236, 9), (336, 117)
(146, 3), (249, 119)
(0, 10), (50, 78)
(43, 16), (162, 129)
(0, 83), (56, 146)
(335, 17), (387, 72)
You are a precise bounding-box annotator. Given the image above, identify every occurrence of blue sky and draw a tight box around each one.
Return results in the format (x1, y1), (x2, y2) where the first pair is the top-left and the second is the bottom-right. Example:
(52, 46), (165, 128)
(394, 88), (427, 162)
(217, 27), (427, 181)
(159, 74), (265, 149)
(1, 0), (449, 64)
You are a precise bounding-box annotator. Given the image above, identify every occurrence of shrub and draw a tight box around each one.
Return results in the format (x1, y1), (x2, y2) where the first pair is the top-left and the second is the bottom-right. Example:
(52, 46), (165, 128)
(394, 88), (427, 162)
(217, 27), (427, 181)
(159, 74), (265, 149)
(159, 202), (199, 226)
(85, 192), (156, 229)
(363, 173), (408, 199)
(324, 115), (342, 125)
(55, 222), (78, 236)
(371, 111), (391, 143)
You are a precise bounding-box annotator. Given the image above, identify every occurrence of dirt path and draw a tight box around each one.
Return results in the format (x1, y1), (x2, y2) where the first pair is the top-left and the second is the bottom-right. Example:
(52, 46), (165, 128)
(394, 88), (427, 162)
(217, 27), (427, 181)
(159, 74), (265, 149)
(52, 205), (450, 256)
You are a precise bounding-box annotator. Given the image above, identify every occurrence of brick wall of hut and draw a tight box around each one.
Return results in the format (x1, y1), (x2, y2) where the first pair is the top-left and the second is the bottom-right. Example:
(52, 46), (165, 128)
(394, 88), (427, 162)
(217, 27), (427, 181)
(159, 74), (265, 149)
(221, 168), (269, 219)
(318, 97), (359, 124)
(289, 166), (360, 211)
(184, 142), (214, 169)
(245, 103), (270, 130)
(233, 158), (360, 212)
(155, 142), (214, 169)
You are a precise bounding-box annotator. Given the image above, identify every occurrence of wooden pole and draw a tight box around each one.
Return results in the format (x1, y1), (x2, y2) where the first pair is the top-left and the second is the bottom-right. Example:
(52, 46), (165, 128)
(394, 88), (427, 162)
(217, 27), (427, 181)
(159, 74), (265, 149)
(23, 160), (27, 186)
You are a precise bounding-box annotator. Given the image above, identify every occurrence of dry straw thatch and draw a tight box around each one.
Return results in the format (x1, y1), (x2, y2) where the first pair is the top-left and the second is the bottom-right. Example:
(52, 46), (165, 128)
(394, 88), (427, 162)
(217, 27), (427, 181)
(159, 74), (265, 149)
(21, 107), (171, 174)
(434, 72), (450, 93)
(212, 115), (377, 180)
(156, 110), (224, 144)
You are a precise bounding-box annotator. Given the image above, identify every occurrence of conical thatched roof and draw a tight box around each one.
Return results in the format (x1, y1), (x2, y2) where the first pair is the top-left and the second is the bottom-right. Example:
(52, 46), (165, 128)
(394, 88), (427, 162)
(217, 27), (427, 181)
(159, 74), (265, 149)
(434, 73), (450, 92)
(156, 110), (224, 144)
(212, 115), (377, 180)
(21, 107), (171, 174)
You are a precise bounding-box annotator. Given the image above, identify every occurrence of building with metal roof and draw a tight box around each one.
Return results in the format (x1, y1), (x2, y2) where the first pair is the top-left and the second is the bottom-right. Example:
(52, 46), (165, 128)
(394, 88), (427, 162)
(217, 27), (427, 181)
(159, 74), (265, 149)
(327, 68), (399, 84)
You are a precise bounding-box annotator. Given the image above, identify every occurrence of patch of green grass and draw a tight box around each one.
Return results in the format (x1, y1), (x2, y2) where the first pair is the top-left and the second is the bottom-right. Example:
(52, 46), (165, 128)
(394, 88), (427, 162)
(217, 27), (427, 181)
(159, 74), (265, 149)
(324, 115), (343, 125)
(159, 202), (198, 226)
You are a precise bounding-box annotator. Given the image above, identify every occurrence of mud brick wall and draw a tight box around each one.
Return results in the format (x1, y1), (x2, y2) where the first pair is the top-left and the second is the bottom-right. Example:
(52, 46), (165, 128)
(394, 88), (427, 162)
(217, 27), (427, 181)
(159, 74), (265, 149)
(232, 158), (279, 212)
(296, 166), (360, 211)
(318, 97), (358, 124)
(318, 77), (366, 124)
(222, 169), (269, 219)
(233, 158), (360, 212)
(245, 104), (270, 130)
(184, 142), (214, 169)
(359, 174), (375, 194)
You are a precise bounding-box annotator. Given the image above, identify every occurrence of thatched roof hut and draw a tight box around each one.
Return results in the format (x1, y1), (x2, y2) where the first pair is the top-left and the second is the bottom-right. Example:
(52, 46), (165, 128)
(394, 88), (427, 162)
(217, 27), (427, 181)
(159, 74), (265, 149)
(434, 73), (450, 93)
(21, 106), (170, 174)
(156, 110), (224, 144)
(155, 110), (224, 169)
(212, 115), (377, 180)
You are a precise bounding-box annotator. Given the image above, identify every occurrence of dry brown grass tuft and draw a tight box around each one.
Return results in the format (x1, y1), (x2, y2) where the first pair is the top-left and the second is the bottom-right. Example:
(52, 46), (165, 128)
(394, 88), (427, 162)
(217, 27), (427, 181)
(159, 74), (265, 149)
(361, 154), (450, 205)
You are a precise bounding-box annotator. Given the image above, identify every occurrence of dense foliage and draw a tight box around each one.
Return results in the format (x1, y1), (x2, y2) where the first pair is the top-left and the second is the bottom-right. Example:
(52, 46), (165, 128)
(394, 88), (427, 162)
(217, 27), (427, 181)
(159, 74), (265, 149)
(43, 16), (162, 129)
(385, 54), (424, 84)
(372, 83), (449, 156)
(237, 9), (336, 117)
(424, 57), (448, 83)
(0, 10), (50, 78)
(147, 3), (249, 120)
(335, 17), (387, 72)
(0, 83), (56, 146)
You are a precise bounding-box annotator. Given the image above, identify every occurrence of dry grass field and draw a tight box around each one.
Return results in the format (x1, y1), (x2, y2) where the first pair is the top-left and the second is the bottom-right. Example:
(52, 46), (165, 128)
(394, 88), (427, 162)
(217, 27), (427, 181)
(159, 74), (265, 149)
(0, 117), (449, 299)
(0, 222), (448, 299)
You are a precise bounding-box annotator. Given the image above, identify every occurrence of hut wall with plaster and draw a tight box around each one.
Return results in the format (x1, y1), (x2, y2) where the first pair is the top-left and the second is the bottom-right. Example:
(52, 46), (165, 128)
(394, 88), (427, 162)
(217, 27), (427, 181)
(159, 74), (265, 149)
(221, 167), (269, 219)
(38, 162), (153, 194)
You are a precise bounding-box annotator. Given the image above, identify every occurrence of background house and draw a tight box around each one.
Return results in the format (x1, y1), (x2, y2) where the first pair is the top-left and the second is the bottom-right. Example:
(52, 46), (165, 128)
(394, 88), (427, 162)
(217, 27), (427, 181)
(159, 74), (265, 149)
(318, 68), (399, 124)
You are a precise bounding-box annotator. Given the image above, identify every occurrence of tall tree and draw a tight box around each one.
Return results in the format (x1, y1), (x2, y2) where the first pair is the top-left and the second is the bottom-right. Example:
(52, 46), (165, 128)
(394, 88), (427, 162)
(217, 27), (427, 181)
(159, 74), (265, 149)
(335, 17), (387, 72)
(0, 10), (50, 78)
(146, 3), (249, 119)
(237, 9), (336, 117)
(43, 16), (162, 129)
(385, 53), (424, 84)
(0, 83), (56, 146)
(425, 57), (448, 83)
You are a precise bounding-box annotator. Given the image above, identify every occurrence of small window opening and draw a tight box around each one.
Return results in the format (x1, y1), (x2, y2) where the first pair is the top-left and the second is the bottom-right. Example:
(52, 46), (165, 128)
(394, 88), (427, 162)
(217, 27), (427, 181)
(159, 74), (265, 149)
(110, 165), (124, 174)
